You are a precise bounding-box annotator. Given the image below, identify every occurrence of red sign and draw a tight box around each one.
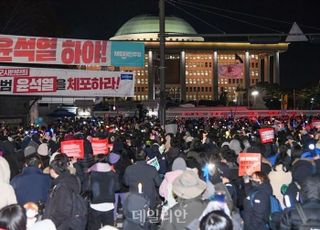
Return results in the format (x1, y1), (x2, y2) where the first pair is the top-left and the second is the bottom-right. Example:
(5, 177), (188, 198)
(259, 128), (275, 143)
(0, 34), (109, 65)
(61, 140), (84, 159)
(238, 153), (261, 176)
(312, 120), (320, 129)
(92, 138), (109, 156)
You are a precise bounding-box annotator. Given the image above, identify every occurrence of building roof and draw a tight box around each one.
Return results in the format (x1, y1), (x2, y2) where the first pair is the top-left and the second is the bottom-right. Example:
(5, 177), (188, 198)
(110, 15), (204, 42)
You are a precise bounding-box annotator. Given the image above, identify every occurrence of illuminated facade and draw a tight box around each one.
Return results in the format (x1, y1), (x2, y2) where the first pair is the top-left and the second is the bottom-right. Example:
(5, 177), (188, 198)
(109, 15), (288, 104)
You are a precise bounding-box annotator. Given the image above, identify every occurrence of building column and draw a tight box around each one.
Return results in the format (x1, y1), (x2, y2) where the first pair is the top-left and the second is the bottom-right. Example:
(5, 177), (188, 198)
(147, 50), (154, 100)
(245, 51), (251, 89)
(259, 57), (265, 83)
(213, 51), (219, 100)
(274, 51), (280, 84)
(180, 50), (186, 102)
(269, 55), (274, 84)
(264, 56), (270, 83)
(245, 51), (251, 106)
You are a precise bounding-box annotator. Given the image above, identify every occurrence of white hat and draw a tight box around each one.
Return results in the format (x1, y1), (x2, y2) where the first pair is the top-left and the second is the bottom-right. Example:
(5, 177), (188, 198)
(49, 152), (61, 164)
(37, 143), (49, 156)
(172, 170), (206, 199)
(29, 219), (56, 230)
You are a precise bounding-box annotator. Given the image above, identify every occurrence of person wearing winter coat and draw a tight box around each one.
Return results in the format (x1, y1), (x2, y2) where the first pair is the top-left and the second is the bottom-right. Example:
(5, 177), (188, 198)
(0, 156), (17, 209)
(87, 154), (120, 230)
(10, 156), (51, 206)
(268, 149), (292, 209)
(160, 170), (208, 230)
(123, 148), (162, 209)
(112, 151), (131, 221)
(243, 171), (272, 230)
(43, 154), (84, 230)
(280, 175), (320, 230)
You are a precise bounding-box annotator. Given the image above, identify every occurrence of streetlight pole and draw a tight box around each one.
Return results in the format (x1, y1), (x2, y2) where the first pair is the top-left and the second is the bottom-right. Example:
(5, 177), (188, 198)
(159, 0), (166, 127)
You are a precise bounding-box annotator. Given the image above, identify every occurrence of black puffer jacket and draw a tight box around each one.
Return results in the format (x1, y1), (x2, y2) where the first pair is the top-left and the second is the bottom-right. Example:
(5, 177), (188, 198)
(43, 172), (80, 229)
(280, 199), (320, 230)
(243, 181), (273, 230)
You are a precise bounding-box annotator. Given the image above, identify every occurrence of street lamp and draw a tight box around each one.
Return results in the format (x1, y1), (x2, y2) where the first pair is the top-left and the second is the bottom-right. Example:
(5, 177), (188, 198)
(251, 90), (259, 108)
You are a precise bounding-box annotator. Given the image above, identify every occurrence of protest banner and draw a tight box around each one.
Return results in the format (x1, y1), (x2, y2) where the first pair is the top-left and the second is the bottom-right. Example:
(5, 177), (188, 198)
(218, 64), (244, 78)
(0, 66), (134, 97)
(0, 34), (144, 66)
(61, 140), (84, 159)
(91, 138), (109, 156)
(259, 128), (275, 143)
(238, 153), (261, 176)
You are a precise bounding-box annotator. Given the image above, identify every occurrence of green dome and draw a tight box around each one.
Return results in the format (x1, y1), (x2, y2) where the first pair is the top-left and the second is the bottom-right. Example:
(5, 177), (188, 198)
(114, 15), (198, 36)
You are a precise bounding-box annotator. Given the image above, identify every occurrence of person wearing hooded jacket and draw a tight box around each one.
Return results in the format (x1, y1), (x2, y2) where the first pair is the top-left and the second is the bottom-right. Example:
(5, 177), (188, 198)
(280, 175), (320, 230)
(0, 156), (17, 209)
(43, 154), (84, 230)
(243, 171), (272, 230)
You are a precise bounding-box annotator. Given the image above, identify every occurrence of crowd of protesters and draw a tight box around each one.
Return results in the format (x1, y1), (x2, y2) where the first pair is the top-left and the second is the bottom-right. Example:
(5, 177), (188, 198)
(0, 114), (320, 230)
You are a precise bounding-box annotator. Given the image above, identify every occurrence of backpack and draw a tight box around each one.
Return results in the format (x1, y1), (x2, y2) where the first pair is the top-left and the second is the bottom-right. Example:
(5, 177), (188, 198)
(284, 181), (301, 208)
(296, 203), (320, 230)
(250, 191), (282, 228)
(67, 191), (88, 230)
(250, 191), (282, 214)
(58, 184), (88, 230)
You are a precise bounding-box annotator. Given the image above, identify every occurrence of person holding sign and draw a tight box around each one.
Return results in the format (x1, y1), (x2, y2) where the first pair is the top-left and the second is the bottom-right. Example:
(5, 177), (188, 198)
(242, 171), (273, 230)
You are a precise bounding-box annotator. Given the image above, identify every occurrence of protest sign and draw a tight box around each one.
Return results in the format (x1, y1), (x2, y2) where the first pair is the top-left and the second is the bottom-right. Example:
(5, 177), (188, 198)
(61, 140), (84, 159)
(147, 157), (160, 171)
(165, 124), (178, 135)
(259, 128), (275, 143)
(238, 153), (261, 176)
(91, 138), (109, 156)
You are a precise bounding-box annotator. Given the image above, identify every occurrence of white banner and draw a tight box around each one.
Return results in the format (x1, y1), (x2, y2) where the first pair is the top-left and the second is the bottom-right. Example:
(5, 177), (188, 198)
(0, 34), (111, 65)
(0, 66), (134, 97)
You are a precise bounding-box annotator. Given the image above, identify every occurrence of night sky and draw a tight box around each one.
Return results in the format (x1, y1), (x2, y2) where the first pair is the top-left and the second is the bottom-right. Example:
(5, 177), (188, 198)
(0, 0), (319, 89)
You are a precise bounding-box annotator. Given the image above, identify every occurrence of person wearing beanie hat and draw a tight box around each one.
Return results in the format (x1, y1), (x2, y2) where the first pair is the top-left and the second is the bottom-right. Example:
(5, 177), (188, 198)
(37, 143), (49, 157)
(24, 146), (36, 159)
(282, 158), (315, 208)
(160, 170), (208, 230)
(108, 152), (120, 165)
(159, 157), (187, 207)
(37, 143), (50, 169)
(229, 139), (242, 155)
(172, 157), (187, 171)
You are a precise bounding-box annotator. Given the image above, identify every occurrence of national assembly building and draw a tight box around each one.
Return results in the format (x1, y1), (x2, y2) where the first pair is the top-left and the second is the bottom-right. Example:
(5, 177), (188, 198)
(104, 14), (288, 104)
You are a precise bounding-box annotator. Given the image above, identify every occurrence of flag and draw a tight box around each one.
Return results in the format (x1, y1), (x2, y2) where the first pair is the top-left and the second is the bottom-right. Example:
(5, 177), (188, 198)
(235, 54), (243, 63)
